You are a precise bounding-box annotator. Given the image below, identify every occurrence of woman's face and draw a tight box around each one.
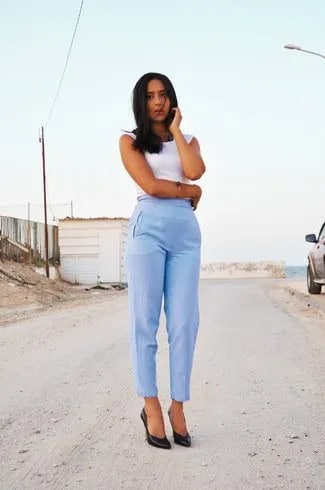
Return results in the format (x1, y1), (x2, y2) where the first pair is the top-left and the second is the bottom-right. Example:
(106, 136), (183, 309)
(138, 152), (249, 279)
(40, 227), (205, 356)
(146, 79), (171, 123)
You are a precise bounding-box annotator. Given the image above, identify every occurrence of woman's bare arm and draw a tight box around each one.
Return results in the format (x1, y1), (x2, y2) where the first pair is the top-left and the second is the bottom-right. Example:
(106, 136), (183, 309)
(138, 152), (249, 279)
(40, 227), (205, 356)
(119, 134), (202, 201)
(172, 130), (206, 181)
(168, 108), (206, 180)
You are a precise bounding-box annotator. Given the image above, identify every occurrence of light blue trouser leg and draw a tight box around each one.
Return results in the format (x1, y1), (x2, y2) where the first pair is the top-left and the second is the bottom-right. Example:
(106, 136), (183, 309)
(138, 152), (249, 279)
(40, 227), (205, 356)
(127, 197), (201, 401)
(128, 248), (166, 397)
(164, 250), (200, 402)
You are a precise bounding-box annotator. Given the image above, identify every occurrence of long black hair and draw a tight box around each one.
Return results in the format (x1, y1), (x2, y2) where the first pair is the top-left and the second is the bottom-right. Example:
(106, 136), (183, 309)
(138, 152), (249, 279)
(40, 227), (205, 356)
(131, 72), (178, 154)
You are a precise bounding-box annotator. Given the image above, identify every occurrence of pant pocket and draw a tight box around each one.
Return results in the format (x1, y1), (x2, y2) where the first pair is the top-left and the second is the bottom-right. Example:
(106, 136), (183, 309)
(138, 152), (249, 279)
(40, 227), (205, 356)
(130, 211), (143, 239)
(189, 215), (201, 243)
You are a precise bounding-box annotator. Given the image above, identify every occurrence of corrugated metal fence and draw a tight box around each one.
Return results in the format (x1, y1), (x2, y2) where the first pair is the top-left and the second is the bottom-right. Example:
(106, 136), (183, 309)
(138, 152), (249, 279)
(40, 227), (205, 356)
(0, 215), (59, 263)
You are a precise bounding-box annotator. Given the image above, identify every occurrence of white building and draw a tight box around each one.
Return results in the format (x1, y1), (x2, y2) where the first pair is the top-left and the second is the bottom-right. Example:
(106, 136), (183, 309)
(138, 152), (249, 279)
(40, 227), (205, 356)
(58, 217), (129, 285)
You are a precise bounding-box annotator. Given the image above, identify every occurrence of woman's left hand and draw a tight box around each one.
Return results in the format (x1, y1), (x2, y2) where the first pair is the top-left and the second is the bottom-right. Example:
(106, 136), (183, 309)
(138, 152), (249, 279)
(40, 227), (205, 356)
(168, 107), (182, 134)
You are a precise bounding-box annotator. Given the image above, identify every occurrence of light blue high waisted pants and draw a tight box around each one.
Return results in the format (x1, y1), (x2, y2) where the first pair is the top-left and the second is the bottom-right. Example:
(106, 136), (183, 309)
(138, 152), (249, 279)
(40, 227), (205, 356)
(126, 196), (201, 402)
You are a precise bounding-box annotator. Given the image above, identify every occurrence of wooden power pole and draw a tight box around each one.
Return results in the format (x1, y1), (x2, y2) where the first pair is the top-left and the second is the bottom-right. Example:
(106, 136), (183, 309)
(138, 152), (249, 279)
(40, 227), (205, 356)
(40, 127), (50, 278)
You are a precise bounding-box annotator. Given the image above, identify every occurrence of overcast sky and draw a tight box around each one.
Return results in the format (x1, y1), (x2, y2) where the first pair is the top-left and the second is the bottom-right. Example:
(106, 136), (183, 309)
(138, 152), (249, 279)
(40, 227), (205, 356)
(1, 0), (324, 265)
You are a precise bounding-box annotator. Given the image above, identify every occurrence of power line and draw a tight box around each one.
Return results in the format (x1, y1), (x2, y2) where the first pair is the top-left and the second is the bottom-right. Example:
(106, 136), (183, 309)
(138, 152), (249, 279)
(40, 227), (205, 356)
(45, 0), (85, 128)
(0, 203), (72, 208)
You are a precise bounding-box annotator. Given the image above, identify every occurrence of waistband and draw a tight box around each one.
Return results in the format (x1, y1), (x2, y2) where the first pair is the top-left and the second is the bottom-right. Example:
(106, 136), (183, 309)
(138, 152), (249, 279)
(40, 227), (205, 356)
(133, 195), (194, 219)
(137, 195), (192, 208)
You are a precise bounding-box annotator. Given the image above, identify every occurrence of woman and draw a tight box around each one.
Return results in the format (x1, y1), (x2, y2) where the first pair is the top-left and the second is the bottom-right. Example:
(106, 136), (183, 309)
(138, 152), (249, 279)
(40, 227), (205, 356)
(119, 72), (205, 449)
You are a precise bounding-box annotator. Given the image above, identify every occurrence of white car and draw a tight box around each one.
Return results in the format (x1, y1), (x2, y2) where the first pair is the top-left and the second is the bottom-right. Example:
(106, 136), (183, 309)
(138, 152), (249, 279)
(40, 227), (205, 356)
(305, 221), (325, 294)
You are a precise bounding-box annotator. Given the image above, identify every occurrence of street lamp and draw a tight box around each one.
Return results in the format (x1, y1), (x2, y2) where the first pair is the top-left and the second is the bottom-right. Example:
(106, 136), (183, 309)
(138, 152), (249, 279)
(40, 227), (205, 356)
(284, 44), (325, 60)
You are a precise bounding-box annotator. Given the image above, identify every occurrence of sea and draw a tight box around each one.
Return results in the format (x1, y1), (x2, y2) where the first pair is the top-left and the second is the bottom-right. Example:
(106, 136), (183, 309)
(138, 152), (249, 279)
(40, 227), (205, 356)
(285, 265), (307, 278)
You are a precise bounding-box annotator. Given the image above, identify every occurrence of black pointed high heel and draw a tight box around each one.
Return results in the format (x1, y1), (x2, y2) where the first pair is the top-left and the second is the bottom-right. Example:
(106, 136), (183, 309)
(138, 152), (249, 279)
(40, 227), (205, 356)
(140, 408), (171, 449)
(168, 408), (192, 447)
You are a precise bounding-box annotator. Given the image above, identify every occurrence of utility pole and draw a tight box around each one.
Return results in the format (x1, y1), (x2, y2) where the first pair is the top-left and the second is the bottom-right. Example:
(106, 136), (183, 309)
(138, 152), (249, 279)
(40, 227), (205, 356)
(39, 127), (50, 278)
(27, 202), (31, 261)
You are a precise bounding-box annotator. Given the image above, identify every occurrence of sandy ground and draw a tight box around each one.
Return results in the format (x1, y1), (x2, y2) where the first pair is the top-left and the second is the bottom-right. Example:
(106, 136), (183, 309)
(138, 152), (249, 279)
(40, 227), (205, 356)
(0, 275), (324, 489)
(0, 261), (124, 326)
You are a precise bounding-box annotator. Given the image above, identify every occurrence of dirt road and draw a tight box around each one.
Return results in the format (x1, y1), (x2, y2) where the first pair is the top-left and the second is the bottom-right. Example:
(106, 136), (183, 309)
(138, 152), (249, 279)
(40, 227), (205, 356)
(0, 279), (324, 489)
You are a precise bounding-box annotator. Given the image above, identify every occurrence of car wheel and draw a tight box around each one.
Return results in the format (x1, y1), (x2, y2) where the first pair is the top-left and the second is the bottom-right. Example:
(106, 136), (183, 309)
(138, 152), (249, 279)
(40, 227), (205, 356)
(307, 264), (322, 294)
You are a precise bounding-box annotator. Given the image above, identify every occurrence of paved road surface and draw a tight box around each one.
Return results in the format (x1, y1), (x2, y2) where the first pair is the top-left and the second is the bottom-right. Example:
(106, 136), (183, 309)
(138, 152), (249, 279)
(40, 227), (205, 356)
(0, 279), (324, 489)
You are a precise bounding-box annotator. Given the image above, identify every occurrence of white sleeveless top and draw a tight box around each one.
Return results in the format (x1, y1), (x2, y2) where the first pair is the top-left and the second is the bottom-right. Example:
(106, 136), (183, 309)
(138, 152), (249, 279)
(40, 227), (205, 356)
(125, 132), (194, 198)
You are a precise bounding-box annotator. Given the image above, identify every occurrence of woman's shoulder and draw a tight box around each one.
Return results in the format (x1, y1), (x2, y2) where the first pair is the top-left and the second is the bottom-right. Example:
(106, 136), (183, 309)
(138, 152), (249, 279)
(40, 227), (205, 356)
(120, 130), (136, 141)
(120, 131), (196, 147)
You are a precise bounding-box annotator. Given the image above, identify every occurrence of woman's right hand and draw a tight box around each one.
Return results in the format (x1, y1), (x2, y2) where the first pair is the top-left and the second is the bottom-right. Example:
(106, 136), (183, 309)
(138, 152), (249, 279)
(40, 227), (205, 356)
(191, 185), (202, 210)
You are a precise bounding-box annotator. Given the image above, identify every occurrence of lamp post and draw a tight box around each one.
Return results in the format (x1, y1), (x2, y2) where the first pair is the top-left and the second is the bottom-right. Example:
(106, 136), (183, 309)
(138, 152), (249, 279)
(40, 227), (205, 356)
(284, 44), (325, 60)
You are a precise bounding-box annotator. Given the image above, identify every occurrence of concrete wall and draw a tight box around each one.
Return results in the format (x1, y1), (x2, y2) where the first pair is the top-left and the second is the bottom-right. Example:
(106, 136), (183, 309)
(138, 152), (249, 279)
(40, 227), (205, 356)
(120, 221), (128, 284)
(200, 261), (286, 279)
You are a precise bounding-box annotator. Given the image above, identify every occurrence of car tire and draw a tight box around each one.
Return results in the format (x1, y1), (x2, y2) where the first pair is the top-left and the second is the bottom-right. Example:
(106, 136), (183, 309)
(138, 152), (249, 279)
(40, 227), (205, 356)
(307, 264), (322, 294)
